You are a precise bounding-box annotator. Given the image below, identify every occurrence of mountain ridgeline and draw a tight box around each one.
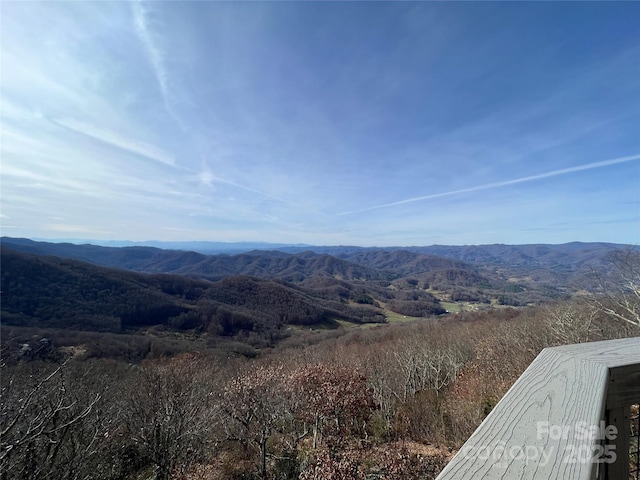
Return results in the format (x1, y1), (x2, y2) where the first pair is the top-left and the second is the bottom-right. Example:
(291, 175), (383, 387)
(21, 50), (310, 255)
(0, 248), (389, 335)
(3, 237), (624, 278)
(1, 238), (388, 281)
(0, 237), (629, 356)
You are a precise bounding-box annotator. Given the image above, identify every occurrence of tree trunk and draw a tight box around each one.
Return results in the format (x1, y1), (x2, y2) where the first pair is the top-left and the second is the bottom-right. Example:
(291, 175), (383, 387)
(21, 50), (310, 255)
(260, 433), (268, 480)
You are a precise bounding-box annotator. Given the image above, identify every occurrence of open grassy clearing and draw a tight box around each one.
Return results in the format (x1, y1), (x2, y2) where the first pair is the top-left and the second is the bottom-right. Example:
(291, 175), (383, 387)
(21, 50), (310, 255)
(383, 310), (424, 323)
(335, 319), (383, 329)
(441, 301), (463, 313)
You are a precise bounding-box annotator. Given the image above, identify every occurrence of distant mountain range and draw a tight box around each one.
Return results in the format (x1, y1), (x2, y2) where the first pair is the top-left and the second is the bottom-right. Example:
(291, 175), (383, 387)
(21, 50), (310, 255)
(1, 237), (633, 357)
(3, 237), (628, 281)
(1, 238), (389, 282)
(27, 237), (630, 262)
(29, 237), (311, 255)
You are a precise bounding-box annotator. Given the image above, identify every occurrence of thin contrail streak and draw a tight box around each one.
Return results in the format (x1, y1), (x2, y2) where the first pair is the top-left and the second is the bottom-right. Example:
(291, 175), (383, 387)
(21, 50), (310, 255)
(131, 1), (188, 132)
(213, 176), (290, 204)
(132, 1), (168, 105)
(338, 154), (640, 216)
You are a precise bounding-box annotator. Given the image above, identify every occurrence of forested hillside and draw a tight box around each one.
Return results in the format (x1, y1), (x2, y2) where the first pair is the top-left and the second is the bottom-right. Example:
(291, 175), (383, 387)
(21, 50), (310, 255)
(0, 248), (387, 342)
(2, 237), (593, 306)
(3, 237), (627, 284)
(1, 239), (576, 349)
(1, 238), (388, 281)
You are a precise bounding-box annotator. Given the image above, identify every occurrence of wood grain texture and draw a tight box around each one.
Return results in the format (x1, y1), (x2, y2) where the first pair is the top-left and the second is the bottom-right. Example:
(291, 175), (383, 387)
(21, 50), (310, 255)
(436, 337), (640, 480)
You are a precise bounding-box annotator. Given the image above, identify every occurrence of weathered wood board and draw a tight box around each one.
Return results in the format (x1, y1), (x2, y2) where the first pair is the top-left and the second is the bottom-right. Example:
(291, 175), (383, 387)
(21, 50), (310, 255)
(436, 337), (640, 480)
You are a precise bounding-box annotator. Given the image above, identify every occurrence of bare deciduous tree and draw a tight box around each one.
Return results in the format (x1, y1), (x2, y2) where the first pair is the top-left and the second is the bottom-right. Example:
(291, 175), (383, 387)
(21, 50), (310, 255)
(0, 360), (101, 480)
(288, 363), (373, 451)
(545, 301), (598, 345)
(587, 248), (640, 329)
(393, 335), (467, 401)
(221, 362), (291, 480)
(121, 354), (220, 480)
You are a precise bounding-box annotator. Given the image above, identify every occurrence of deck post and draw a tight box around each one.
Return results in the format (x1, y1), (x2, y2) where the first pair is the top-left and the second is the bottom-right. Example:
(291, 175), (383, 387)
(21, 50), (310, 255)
(606, 405), (630, 480)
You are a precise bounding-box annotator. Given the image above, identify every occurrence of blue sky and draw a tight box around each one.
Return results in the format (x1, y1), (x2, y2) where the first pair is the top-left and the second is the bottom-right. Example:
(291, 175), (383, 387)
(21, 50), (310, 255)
(1, 1), (639, 247)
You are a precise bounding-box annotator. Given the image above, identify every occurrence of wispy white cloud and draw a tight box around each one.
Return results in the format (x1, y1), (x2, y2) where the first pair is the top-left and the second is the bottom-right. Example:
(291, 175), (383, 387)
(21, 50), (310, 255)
(196, 159), (292, 205)
(211, 176), (289, 204)
(43, 223), (115, 236)
(131, 1), (168, 104)
(338, 154), (640, 216)
(131, 0), (187, 131)
(198, 162), (215, 186)
(53, 117), (176, 167)
(1, 163), (102, 196)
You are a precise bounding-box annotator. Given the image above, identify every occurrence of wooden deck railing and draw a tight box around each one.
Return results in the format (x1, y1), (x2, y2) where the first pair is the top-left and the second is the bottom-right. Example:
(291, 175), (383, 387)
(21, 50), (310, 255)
(436, 336), (640, 480)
